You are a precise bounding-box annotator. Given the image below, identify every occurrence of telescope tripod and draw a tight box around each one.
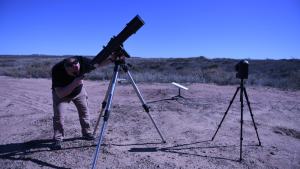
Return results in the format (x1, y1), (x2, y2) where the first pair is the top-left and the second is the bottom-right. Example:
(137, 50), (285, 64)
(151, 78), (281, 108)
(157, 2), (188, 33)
(91, 58), (166, 169)
(211, 79), (261, 161)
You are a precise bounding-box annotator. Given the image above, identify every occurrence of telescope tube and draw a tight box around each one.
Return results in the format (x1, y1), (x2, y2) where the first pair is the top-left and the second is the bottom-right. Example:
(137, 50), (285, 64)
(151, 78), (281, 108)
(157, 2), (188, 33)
(79, 15), (145, 76)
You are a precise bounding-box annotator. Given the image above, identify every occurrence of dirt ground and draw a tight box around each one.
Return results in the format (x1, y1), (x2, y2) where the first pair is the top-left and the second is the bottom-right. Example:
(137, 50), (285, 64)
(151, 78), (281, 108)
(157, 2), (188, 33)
(0, 76), (300, 169)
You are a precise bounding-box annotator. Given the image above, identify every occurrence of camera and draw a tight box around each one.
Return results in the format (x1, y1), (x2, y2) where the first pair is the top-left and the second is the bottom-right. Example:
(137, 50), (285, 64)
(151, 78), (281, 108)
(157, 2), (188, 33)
(235, 60), (249, 79)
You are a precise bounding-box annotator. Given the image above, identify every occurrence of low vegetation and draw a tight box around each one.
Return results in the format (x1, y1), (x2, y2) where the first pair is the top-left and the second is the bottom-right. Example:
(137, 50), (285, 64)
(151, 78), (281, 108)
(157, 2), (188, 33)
(0, 55), (299, 90)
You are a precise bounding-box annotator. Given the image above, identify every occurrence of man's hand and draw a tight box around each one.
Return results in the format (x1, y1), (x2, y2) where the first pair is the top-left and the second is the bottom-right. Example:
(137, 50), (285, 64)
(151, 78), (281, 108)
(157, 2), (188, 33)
(72, 76), (84, 87)
(54, 76), (84, 98)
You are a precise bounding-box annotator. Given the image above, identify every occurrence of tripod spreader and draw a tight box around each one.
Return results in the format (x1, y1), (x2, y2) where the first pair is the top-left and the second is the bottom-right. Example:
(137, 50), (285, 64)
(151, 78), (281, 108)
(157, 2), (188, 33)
(142, 104), (150, 112)
(103, 110), (110, 121)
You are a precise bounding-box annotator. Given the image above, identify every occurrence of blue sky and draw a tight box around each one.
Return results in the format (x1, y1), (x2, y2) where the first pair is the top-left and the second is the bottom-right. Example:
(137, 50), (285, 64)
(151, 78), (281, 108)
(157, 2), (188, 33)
(1, 0), (299, 59)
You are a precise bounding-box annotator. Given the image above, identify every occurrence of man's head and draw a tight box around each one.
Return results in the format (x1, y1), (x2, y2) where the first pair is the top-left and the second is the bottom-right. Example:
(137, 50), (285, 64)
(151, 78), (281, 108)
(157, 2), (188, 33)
(64, 57), (80, 77)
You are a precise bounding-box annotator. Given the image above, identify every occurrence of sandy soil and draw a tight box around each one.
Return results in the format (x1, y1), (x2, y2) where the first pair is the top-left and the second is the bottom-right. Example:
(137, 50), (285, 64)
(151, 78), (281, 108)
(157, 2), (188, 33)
(0, 76), (300, 169)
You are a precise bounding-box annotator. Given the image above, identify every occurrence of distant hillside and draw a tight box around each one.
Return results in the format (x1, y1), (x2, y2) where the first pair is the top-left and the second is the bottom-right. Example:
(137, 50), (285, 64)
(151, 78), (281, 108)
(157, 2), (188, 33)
(0, 54), (82, 57)
(0, 56), (299, 90)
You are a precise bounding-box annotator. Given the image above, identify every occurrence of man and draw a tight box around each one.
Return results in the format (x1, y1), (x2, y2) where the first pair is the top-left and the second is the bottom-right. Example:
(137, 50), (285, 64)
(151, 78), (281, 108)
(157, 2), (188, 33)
(51, 54), (117, 150)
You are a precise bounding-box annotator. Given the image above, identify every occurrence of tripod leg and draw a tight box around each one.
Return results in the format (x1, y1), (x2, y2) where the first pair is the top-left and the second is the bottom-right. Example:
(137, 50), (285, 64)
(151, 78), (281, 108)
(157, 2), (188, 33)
(92, 65), (120, 169)
(173, 89), (179, 100)
(172, 89), (181, 100)
(93, 76), (114, 135)
(240, 82), (244, 161)
(243, 88), (261, 146)
(212, 87), (240, 141)
(126, 70), (166, 143)
(92, 120), (107, 169)
(177, 89), (186, 99)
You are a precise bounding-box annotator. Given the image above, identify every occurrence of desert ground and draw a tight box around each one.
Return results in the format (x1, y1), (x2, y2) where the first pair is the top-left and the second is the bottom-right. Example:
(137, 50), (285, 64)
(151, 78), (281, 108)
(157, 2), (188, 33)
(0, 76), (299, 168)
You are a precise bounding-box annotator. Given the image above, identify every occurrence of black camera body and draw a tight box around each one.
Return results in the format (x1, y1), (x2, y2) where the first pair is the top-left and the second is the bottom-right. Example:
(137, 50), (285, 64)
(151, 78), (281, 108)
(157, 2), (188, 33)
(235, 60), (249, 79)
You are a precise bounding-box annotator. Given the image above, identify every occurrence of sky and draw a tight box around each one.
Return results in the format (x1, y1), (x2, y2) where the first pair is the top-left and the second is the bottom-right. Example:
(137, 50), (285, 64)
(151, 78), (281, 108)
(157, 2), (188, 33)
(0, 0), (299, 60)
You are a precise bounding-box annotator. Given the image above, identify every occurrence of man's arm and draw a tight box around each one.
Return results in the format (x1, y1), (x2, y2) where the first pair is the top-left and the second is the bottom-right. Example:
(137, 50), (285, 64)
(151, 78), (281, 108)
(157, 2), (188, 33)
(96, 58), (113, 68)
(54, 76), (84, 98)
(95, 52), (118, 68)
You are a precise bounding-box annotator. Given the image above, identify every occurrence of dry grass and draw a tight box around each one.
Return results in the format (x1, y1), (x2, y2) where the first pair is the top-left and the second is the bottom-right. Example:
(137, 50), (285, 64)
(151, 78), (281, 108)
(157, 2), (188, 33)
(0, 55), (299, 90)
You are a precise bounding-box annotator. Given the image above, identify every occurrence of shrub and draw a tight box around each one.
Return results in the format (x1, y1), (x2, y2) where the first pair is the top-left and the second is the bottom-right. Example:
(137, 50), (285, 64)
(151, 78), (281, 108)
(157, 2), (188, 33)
(290, 70), (300, 90)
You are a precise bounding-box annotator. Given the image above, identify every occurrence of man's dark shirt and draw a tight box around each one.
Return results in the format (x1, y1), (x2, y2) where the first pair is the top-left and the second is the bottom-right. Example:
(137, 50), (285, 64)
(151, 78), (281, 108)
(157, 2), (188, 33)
(52, 56), (91, 98)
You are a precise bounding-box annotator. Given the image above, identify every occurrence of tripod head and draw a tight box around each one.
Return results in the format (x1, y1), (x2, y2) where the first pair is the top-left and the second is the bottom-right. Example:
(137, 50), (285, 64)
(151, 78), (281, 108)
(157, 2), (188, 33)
(113, 55), (133, 74)
(115, 44), (130, 58)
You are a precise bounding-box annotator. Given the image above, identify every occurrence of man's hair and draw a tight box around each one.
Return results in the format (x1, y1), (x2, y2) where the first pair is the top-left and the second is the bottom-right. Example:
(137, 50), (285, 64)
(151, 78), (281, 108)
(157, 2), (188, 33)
(63, 57), (77, 68)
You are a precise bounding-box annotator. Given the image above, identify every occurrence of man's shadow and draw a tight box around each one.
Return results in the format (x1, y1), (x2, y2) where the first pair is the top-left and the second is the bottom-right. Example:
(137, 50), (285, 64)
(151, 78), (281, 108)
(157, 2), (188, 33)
(0, 137), (95, 169)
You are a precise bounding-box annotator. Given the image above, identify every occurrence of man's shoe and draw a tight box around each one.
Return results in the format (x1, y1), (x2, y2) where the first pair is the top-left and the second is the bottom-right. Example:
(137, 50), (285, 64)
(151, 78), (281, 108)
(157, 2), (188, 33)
(54, 140), (62, 150)
(82, 134), (96, 140)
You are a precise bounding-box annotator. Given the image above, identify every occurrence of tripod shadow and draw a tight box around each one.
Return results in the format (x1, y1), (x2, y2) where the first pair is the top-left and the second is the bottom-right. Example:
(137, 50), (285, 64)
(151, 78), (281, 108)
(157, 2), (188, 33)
(108, 142), (164, 147)
(0, 137), (95, 169)
(147, 97), (193, 104)
(147, 98), (175, 104)
(127, 140), (260, 162)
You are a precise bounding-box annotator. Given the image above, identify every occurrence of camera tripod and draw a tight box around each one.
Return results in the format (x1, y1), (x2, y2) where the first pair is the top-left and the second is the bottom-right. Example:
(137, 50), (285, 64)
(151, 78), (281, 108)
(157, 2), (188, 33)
(211, 79), (261, 161)
(91, 57), (166, 169)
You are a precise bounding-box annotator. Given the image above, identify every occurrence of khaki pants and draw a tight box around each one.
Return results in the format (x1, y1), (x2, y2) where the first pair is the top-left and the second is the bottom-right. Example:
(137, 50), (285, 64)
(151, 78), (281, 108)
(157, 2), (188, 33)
(52, 87), (92, 141)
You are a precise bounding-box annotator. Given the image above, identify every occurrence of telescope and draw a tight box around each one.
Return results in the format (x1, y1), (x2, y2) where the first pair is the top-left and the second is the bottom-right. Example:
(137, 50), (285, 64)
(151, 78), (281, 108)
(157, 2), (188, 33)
(77, 15), (145, 77)
(235, 60), (249, 79)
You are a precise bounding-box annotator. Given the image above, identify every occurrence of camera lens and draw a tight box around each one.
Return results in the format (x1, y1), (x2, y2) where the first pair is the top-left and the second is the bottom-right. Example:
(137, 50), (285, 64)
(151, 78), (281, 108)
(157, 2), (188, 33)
(235, 64), (239, 72)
